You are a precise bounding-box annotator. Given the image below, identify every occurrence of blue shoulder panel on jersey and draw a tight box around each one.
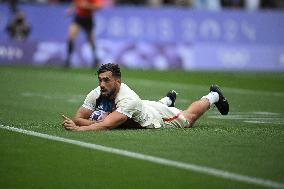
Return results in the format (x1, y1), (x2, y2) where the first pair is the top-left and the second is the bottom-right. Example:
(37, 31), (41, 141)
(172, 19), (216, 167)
(95, 97), (113, 112)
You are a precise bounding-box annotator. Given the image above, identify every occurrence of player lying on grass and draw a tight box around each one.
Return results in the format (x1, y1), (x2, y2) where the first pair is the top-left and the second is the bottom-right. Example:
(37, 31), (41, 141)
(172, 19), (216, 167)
(65, 89), (178, 129)
(62, 63), (229, 131)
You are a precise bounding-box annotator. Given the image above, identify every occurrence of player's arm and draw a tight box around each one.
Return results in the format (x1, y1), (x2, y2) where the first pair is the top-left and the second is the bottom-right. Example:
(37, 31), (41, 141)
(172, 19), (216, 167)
(74, 87), (101, 126)
(73, 107), (95, 126)
(66, 2), (75, 16)
(63, 111), (128, 131)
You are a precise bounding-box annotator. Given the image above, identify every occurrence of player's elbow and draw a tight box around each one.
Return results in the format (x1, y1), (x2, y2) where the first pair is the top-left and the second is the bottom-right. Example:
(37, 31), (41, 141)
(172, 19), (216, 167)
(93, 124), (116, 131)
(102, 119), (125, 130)
(73, 118), (81, 125)
(104, 125), (115, 130)
(103, 122), (120, 130)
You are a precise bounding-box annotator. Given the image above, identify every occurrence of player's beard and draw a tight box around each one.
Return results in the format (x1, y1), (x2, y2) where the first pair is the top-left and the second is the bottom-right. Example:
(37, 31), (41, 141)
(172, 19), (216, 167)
(101, 87), (116, 99)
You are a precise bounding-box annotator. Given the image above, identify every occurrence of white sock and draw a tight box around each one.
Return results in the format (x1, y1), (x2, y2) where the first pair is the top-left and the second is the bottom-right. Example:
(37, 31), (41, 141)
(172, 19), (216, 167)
(201, 92), (219, 106)
(159, 96), (172, 107)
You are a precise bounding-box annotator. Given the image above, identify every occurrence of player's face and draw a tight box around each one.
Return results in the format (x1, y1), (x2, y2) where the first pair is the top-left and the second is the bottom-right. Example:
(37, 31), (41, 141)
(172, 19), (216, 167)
(98, 71), (120, 99)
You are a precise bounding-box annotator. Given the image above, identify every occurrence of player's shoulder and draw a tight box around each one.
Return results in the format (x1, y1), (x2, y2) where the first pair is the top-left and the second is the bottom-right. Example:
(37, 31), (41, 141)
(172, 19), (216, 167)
(120, 83), (130, 91)
(86, 86), (101, 100)
(116, 83), (140, 102)
(120, 83), (139, 97)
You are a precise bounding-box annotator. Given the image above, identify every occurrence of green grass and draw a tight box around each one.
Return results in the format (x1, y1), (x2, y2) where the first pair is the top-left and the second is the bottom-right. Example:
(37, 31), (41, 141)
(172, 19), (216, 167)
(0, 65), (284, 189)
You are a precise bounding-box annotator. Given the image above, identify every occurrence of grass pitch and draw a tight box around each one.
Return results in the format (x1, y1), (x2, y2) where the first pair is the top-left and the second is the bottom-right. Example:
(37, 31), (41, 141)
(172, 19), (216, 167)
(0, 65), (283, 189)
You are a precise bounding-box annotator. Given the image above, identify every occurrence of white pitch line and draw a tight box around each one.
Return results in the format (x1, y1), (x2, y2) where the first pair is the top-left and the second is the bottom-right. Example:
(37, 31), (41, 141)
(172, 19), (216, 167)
(1, 124), (284, 189)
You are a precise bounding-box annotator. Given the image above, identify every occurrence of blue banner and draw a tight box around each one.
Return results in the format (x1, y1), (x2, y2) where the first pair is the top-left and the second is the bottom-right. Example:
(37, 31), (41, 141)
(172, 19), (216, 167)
(96, 7), (284, 44)
(0, 4), (284, 71)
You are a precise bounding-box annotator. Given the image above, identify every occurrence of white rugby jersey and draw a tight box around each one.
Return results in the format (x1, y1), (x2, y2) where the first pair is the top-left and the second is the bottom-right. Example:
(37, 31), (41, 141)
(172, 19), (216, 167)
(82, 83), (163, 128)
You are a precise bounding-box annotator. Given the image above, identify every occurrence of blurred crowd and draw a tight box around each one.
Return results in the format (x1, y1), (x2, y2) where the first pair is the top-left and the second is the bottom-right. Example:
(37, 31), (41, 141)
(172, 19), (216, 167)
(1, 0), (284, 9)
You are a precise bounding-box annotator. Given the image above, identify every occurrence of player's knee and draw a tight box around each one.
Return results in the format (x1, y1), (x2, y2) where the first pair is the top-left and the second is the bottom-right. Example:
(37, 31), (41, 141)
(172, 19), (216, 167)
(183, 111), (198, 125)
(189, 114), (198, 125)
(68, 31), (78, 40)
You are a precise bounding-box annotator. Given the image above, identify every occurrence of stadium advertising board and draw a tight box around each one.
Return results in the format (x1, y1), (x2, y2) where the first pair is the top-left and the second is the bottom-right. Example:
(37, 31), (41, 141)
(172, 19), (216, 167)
(0, 5), (283, 70)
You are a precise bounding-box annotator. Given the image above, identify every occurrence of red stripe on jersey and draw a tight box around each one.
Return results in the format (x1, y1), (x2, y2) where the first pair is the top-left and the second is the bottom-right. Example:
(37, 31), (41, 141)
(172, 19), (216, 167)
(162, 112), (182, 122)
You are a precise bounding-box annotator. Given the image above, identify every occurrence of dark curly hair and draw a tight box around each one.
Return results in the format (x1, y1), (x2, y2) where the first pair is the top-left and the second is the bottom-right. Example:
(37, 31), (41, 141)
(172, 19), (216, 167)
(97, 63), (121, 78)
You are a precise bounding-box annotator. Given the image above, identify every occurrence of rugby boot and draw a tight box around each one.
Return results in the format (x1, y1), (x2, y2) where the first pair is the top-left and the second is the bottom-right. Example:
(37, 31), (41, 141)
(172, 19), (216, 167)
(210, 85), (229, 115)
(166, 90), (178, 107)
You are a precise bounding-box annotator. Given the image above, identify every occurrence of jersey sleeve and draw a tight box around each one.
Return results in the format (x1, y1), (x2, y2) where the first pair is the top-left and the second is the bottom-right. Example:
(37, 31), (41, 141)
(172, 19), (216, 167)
(82, 87), (100, 111)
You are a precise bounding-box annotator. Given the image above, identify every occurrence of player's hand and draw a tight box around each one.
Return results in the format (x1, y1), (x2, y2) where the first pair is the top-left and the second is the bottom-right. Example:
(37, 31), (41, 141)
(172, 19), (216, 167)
(62, 115), (80, 131)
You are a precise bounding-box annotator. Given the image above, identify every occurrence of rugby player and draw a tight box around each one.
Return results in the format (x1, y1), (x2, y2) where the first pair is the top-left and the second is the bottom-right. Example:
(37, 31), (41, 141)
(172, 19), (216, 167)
(65, 0), (102, 68)
(62, 63), (229, 131)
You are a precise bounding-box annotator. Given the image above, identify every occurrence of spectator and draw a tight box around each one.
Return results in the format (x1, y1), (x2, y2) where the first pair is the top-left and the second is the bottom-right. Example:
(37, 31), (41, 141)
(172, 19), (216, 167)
(6, 12), (31, 41)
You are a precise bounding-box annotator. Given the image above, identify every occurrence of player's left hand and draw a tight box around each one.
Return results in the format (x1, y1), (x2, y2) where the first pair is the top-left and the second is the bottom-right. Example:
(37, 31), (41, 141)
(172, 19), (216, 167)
(62, 115), (80, 131)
